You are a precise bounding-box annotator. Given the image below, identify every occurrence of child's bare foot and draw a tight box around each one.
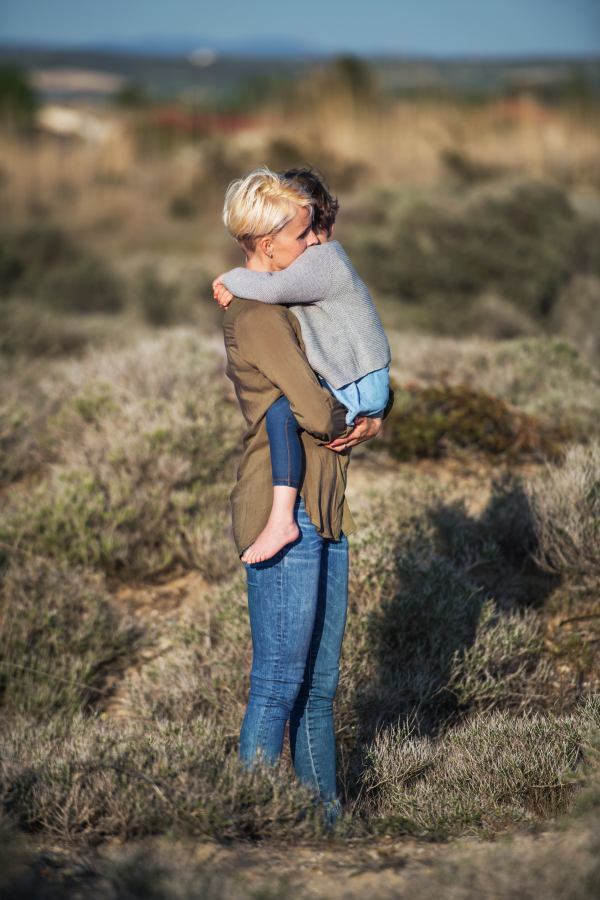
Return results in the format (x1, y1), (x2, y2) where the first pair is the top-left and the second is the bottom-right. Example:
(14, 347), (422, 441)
(241, 519), (299, 564)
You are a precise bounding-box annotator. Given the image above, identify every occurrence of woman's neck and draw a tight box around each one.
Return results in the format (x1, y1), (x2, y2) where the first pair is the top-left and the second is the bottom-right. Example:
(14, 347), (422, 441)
(245, 250), (274, 273)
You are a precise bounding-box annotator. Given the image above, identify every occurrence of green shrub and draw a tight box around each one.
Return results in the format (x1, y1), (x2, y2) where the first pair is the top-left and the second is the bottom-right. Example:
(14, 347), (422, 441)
(0, 225), (124, 314)
(0, 225), (79, 295)
(381, 382), (571, 462)
(359, 181), (578, 310)
(386, 334), (600, 438)
(342, 179), (600, 335)
(0, 301), (88, 357)
(339, 470), (568, 748)
(137, 267), (179, 326)
(40, 258), (124, 314)
(0, 400), (239, 578)
(339, 539), (482, 741)
(447, 600), (544, 713)
(0, 65), (37, 125)
(169, 194), (197, 219)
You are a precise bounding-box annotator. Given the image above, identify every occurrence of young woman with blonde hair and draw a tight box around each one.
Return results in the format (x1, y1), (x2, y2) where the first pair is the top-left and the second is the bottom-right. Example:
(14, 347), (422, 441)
(219, 167), (391, 825)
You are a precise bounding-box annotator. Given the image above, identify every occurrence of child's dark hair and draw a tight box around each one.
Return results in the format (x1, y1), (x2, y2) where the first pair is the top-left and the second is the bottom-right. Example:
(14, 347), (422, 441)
(281, 166), (339, 235)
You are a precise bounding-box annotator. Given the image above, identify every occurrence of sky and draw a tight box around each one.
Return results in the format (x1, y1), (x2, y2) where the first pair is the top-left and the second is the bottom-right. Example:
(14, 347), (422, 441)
(1, 0), (599, 57)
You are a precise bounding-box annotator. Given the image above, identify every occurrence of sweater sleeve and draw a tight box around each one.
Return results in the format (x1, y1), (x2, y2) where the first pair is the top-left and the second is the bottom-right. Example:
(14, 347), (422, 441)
(221, 243), (332, 305)
(236, 306), (347, 443)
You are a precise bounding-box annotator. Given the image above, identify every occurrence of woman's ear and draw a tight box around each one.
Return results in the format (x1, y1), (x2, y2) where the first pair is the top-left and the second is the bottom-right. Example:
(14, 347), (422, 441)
(258, 235), (274, 259)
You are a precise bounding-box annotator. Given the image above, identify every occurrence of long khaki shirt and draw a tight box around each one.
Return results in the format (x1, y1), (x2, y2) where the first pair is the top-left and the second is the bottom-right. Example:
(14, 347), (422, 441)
(223, 297), (356, 557)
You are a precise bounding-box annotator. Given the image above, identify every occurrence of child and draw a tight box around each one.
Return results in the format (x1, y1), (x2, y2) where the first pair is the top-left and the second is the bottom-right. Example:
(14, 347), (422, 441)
(214, 167), (390, 564)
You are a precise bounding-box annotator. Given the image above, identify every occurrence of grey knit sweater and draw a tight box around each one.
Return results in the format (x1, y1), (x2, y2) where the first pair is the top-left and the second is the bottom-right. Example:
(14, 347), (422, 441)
(221, 241), (391, 390)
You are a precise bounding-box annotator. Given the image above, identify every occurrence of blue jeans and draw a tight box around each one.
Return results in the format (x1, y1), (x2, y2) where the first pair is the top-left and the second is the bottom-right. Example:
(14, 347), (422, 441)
(240, 500), (349, 822)
(266, 395), (302, 488)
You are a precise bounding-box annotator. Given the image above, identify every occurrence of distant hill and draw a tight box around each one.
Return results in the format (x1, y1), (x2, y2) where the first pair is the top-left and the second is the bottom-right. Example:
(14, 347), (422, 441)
(83, 36), (322, 58)
(0, 44), (598, 101)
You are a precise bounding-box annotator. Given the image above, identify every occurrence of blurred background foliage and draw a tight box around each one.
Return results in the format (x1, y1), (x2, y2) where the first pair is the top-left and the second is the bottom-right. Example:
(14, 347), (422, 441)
(0, 52), (598, 361)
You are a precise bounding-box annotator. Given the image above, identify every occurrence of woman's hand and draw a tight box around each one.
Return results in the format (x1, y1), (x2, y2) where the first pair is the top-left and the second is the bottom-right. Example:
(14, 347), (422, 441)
(326, 415), (382, 453)
(212, 274), (234, 309)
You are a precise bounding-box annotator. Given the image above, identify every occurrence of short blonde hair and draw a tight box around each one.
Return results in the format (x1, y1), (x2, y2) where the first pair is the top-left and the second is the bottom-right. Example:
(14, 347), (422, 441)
(223, 166), (314, 253)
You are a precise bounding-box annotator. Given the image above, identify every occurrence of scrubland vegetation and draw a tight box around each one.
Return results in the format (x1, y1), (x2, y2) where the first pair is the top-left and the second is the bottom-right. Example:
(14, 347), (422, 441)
(1, 58), (600, 897)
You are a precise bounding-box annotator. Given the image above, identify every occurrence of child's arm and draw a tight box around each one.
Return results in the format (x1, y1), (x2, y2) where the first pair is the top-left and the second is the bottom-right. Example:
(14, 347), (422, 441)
(221, 243), (331, 306)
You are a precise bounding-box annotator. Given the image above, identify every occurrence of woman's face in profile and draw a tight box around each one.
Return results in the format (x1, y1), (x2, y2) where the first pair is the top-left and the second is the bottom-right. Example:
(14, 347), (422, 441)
(269, 206), (319, 271)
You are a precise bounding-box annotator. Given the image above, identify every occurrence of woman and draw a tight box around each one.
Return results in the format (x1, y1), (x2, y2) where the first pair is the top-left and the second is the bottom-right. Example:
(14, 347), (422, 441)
(220, 167), (390, 823)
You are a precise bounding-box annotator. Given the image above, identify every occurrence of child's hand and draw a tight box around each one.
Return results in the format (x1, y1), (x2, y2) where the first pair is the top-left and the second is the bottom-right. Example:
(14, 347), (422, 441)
(212, 274), (234, 309)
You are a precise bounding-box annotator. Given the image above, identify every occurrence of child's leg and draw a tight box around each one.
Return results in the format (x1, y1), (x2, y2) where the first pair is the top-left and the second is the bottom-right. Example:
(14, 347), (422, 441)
(241, 396), (302, 564)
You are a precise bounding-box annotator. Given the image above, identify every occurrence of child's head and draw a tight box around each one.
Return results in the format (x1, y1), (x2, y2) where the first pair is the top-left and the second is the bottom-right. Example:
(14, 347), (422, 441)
(281, 167), (339, 241)
(223, 166), (314, 255)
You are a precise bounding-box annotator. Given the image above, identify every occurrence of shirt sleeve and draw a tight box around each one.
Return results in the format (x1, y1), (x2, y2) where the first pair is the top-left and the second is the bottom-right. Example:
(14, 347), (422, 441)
(221, 244), (332, 305)
(237, 306), (347, 443)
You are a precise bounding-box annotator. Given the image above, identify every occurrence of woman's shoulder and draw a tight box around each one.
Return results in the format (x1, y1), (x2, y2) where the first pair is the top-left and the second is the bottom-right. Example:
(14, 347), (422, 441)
(230, 298), (296, 332)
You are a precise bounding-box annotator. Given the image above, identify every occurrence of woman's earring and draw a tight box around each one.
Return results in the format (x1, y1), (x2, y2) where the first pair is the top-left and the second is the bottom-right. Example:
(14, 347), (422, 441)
(269, 253), (273, 258)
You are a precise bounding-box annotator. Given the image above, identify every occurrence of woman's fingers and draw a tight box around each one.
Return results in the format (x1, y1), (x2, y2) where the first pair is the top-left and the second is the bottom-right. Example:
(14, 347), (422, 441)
(327, 416), (382, 452)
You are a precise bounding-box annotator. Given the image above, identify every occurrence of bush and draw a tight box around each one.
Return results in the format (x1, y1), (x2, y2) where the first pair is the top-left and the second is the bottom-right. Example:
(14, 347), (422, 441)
(0, 301), (88, 357)
(0, 225), (79, 295)
(550, 274), (600, 365)
(342, 179), (600, 335)
(0, 225), (125, 314)
(338, 469), (572, 750)
(528, 442), (600, 578)
(0, 378), (58, 488)
(380, 382), (571, 462)
(0, 65), (37, 125)
(0, 333), (242, 580)
(0, 717), (322, 844)
(339, 537), (483, 741)
(0, 559), (138, 718)
(363, 705), (589, 837)
(137, 267), (179, 326)
(40, 258), (124, 314)
(387, 334), (600, 439)
(447, 600), (544, 713)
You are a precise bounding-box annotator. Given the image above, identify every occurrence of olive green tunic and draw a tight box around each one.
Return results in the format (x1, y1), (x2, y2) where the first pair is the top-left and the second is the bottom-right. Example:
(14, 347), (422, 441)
(223, 297), (356, 557)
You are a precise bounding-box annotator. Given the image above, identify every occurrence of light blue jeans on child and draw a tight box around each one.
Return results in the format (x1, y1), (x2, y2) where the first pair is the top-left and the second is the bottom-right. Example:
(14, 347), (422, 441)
(240, 500), (348, 825)
(320, 365), (390, 426)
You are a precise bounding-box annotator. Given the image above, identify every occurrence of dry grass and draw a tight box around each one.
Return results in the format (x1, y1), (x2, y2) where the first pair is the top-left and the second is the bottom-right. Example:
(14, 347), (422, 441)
(0, 558), (140, 718)
(362, 704), (592, 835)
(528, 442), (600, 578)
(0, 716), (323, 845)
(0, 332), (242, 580)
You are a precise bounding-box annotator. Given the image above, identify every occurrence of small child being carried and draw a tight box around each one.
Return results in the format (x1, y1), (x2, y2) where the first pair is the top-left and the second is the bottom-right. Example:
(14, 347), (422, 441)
(214, 167), (391, 564)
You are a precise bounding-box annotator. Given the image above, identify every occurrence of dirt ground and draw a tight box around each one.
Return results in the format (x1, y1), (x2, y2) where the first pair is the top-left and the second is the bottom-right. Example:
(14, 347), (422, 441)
(22, 824), (594, 900)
